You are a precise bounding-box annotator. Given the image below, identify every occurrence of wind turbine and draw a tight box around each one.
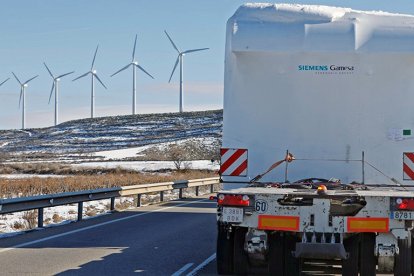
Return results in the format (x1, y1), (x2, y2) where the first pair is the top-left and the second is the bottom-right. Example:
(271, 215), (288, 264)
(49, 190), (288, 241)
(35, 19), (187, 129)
(12, 72), (38, 129)
(73, 45), (107, 118)
(111, 34), (154, 115)
(0, 78), (9, 87)
(44, 63), (74, 126)
(165, 30), (209, 113)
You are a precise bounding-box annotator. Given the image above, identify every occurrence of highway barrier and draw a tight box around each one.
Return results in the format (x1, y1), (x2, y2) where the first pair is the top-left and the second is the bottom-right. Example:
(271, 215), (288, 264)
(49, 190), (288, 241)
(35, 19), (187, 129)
(0, 177), (220, 228)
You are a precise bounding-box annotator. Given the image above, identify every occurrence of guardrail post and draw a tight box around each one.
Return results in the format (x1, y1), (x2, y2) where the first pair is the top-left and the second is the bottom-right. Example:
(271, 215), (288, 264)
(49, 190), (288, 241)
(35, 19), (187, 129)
(136, 194), (141, 207)
(196, 186), (199, 196)
(160, 191), (164, 202)
(179, 188), (183, 199)
(37, 208), (44, 228)
(210, 184), (214, 193)
(78, 202), (83, 221)
(110, 197), (115, 211)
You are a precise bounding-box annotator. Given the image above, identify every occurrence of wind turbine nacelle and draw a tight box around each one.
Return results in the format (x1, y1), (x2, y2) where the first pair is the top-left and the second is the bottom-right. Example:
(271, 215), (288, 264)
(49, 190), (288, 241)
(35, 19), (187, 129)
(133, 61), (138, 65)
(56, 78), (61, 82)
(92, 70), (97, 74)
(23, 84), (28, 88)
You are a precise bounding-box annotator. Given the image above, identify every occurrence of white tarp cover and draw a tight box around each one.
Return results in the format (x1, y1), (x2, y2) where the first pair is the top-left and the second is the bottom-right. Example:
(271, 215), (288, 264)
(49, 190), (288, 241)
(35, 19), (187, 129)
(223, 3), (414, 185)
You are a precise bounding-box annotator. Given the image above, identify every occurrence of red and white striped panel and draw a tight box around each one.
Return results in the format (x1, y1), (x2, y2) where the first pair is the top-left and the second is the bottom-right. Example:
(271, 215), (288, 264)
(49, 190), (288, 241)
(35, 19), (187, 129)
(403, 152), (414, 180)
(220, 148), (248, 176)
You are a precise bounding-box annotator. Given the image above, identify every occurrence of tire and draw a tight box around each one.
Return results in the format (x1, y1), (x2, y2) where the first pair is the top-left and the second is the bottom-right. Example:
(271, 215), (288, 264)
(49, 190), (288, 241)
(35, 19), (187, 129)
(233, 227), (249, 275)
(342, 235), (359, 276)
(284, 233), (301, 276)
(268, 232), (284, 275)
(395, 231), (412, 276)
(360, 233), (376, 276)
(412, 230), (414, 275)
(217, 224), (234, 275)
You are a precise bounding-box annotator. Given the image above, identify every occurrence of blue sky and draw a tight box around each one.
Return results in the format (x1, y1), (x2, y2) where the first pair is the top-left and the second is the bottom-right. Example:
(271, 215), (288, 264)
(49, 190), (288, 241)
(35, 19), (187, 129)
(0, 0), (414, 129)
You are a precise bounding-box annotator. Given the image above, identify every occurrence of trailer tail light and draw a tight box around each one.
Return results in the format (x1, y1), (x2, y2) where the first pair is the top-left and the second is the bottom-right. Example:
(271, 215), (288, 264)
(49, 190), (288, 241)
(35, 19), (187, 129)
(217, 194), (250, 206)
(395, 198), (414, 210)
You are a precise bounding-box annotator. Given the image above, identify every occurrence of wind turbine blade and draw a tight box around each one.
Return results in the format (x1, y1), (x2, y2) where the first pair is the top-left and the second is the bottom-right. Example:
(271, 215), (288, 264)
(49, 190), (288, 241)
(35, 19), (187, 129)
(48, 82), (55, 104)
(0, 78), (9, 87)
(57, 71), (75, 79)
(91, 45), (99, 69)
(132, 34), (137, 61)
(164, 30), (180, 54)
(136, 64), (154, 79)
(12, 72), (22, 85)
(168, 56), (179, 83)
(94, 74), (107, 89)
(24, 75), (38, 85)
(111, 63), (131, 77)
(43, 62), (54, 78)
(72, 72), (90, 81)
(183, 48), (209, 54)
(19, 87), (23, 108)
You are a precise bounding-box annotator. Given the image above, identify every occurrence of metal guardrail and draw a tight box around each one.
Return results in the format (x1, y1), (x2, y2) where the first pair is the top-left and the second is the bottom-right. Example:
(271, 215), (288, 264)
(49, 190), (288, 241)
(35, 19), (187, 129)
(0, 177), (220, 228)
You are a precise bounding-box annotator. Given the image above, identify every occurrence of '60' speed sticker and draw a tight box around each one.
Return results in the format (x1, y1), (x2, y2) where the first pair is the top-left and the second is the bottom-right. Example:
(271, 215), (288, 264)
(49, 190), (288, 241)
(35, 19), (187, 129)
(255, 199), (268, 213)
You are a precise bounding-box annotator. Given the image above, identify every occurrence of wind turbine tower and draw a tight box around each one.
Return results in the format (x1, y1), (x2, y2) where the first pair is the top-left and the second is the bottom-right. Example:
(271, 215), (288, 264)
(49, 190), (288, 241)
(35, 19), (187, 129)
(73, 45), (107, 118)
(44, 63), (74, 126)
(164, 30), (209, 113)
(12, 72), (38, 129)
(112, 34), (154, 115)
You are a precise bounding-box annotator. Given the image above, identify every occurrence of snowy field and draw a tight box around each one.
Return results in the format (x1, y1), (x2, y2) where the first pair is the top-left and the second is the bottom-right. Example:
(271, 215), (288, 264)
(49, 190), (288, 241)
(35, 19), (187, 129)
(73, 160), (219, 172)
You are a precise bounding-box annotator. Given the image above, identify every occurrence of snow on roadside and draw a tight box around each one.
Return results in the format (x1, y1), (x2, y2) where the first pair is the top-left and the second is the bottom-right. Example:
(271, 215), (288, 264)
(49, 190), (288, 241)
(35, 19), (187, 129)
(0, 197), (132, 236)
(73, 160), (219, 172)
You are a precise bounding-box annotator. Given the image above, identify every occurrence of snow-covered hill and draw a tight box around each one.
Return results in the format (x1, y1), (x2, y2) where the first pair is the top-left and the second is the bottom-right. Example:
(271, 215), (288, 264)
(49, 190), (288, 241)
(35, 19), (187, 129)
(0, 110), (222, 161)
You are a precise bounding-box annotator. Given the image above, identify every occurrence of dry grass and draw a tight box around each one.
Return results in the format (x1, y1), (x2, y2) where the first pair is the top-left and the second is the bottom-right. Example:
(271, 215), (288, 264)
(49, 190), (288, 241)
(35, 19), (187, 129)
(52, 213), (63, 223)
(0, 170), (217, 199)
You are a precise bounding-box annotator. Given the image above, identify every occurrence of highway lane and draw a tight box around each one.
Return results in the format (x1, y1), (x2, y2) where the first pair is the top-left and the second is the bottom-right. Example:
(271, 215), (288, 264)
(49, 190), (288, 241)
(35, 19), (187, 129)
(0, 196), (217, 276)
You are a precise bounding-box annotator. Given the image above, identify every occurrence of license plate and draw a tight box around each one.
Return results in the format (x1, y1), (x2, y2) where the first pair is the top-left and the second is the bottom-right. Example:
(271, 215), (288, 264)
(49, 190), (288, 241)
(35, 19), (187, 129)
(391, 211), (414, 220)
(222, 207), (243, 223)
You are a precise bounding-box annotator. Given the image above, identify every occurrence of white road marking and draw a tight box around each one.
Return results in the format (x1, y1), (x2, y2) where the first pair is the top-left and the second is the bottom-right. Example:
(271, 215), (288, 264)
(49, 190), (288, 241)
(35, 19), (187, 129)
(0, 198), (209, 254)
(172, 263), (194, 276)
(186, 253), (216, 276)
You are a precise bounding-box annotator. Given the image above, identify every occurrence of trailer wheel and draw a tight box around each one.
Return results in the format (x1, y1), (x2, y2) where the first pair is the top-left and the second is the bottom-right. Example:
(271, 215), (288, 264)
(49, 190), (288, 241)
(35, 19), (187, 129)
(284, 233), (301, 276)
(233, 227), (249, 275)
(217, 224), (234, 275)
(360, 233), (376, 276)
(268, 232), (284, 275)
(412, 230), (414, 275)
(395, 231), (412, 276)
(342, 235), (359, 276)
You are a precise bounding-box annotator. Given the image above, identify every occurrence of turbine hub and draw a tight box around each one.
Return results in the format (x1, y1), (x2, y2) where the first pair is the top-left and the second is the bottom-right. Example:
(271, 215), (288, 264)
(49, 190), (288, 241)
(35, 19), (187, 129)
(133, 61), (138, 65)
(56, 78), (60, 81)
(92, 70), (97, 74)
(23, 84), (28, 88)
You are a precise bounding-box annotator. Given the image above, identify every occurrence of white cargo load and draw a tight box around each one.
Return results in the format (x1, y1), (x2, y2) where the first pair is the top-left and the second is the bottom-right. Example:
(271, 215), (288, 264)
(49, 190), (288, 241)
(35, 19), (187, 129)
(222, 3), (414, 184)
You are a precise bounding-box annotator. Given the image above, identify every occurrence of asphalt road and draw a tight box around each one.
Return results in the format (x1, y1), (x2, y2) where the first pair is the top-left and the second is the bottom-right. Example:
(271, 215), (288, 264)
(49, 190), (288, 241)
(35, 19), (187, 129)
(0, 196), (218, 276)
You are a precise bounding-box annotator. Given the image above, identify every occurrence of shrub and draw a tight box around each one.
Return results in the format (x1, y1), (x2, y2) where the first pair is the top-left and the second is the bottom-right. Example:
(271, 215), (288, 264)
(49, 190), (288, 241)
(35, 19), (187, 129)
(52, 213), (63, 223)
(22, 210), (37, 229)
